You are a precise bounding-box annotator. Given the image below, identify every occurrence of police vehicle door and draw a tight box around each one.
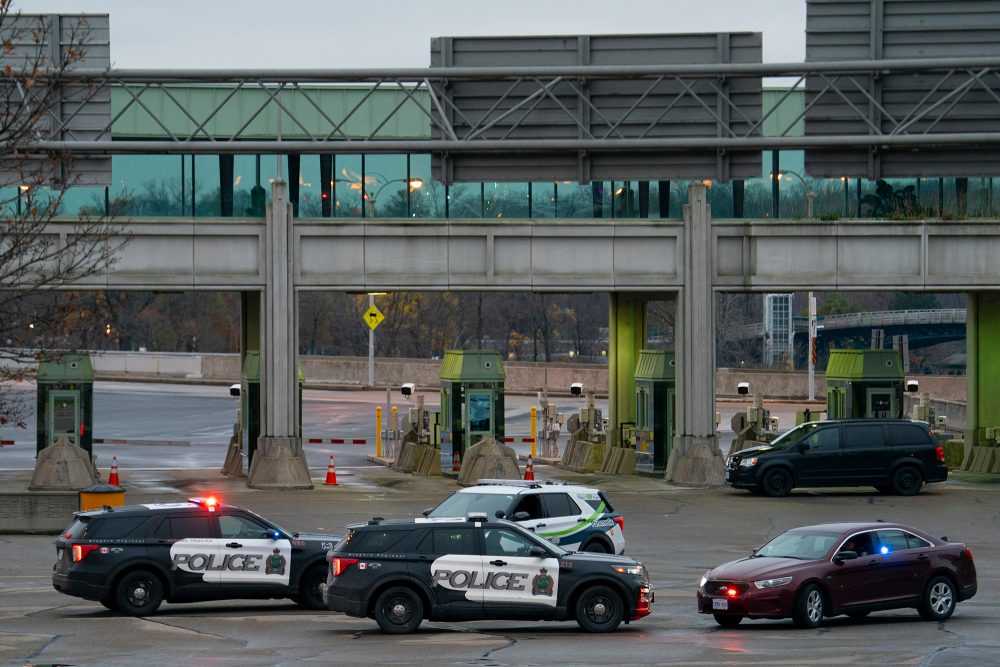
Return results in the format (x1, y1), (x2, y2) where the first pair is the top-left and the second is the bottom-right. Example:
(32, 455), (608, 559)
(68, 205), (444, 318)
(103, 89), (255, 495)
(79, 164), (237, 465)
(536, 493), (588, 550)
(416, 526), (484, 618)
(481, 526), (559, 612)
(154, 513), (221, 594)
(214, 513), (292, 590)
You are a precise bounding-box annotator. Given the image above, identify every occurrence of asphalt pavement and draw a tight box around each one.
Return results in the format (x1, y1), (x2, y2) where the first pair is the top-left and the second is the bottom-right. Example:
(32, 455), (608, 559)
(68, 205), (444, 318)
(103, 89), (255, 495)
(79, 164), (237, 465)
(1, 463), (998, 665)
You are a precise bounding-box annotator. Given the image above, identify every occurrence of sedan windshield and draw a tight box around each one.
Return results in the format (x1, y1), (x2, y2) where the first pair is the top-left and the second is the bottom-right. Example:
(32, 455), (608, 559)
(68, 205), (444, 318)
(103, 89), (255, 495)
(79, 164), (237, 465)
(755, 530), (842, 560)
(428, 493), (516, 518)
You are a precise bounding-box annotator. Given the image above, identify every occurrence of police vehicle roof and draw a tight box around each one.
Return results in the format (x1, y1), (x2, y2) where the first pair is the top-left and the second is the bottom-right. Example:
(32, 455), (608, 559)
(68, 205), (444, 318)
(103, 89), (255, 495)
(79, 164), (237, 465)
(74, 499), (235, 518)
(467, 480), (598, 495)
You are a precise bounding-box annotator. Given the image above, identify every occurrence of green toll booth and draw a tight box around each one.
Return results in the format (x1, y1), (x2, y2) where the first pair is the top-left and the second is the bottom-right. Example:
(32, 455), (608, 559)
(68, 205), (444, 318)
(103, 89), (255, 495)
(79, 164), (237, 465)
(634, 350), (676, 473)
(241, 352), (303, 467)
(36, 353), (94, 457)
(825, 349), (904, 419)
(439, 350), (505, 472)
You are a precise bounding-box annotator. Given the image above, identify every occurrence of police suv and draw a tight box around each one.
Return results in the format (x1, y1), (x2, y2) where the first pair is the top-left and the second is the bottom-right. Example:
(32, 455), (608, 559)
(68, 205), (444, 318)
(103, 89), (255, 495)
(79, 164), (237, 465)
(52, 497), (338, 615)
(324, 514), (653, 634)
(424, 480), (626, 554)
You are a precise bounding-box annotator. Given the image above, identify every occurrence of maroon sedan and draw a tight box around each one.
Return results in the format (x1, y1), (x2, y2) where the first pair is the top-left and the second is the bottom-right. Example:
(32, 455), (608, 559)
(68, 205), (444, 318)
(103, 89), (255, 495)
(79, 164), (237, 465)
(697, 522), (977, 629)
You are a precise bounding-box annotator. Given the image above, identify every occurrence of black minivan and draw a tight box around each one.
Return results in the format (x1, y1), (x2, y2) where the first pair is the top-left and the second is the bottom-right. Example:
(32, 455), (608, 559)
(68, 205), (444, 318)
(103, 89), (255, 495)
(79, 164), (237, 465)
(725, 419), (946, 497)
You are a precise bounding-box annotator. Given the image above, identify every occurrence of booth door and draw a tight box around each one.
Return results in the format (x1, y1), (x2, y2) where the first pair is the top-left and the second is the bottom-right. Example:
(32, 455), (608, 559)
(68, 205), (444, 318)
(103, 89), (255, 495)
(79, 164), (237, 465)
(464, 390), (494, 448)
(866, 389), (896, 418)
(49, 391), (80, 447)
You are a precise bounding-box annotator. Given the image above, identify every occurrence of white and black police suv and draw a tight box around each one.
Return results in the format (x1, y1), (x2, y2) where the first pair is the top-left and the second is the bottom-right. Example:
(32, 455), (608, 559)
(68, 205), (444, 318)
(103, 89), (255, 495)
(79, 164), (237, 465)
(324, 513), (653, 634)
(53, 496), (338, 616)
(424, 480), (626, 554)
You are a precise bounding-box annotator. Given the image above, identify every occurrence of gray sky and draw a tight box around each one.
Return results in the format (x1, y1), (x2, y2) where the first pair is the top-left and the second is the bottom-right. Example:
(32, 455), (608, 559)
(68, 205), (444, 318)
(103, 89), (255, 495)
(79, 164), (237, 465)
(17, 0), (806, 69)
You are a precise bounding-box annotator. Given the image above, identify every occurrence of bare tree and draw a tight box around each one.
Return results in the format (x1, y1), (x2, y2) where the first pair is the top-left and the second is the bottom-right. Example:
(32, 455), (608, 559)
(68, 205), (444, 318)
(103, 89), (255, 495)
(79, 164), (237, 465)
(1, 7), (125, 429)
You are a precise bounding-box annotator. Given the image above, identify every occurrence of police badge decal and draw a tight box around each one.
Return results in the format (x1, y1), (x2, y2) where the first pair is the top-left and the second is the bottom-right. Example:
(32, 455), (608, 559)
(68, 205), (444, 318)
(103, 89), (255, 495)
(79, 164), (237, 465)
(531, 568), (554, 596)
(265, 548), (287, 576)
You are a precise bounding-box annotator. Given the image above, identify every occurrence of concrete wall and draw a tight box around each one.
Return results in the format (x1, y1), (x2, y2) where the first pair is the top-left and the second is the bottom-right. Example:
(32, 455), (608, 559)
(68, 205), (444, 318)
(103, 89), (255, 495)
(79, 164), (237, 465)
(86, 351), (967, 402)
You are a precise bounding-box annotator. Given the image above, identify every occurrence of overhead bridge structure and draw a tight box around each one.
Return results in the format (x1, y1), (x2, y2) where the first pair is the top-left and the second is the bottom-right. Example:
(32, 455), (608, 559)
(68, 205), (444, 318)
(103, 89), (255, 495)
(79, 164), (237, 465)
(9, 8), (1000, 486)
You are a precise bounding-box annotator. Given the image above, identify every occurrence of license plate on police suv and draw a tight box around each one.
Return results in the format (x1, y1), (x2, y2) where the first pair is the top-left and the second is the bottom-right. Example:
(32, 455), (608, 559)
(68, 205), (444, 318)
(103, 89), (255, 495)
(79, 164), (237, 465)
(713, 598), (728, 610)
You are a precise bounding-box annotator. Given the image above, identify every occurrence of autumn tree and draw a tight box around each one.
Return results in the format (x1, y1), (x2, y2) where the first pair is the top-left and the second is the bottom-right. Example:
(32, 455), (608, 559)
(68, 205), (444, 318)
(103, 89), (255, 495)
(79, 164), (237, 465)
(1, 7), (124, 430)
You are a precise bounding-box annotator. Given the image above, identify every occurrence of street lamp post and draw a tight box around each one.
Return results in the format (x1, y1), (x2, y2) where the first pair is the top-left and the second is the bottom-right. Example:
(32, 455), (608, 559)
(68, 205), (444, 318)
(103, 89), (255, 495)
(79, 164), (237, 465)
(364, 177), (423, 218)
(778, 170), (816, 219)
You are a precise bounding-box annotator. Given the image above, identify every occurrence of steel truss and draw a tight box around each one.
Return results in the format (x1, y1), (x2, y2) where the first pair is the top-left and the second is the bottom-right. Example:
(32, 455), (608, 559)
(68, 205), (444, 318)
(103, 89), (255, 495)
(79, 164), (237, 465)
(23, 57), (1000, 156)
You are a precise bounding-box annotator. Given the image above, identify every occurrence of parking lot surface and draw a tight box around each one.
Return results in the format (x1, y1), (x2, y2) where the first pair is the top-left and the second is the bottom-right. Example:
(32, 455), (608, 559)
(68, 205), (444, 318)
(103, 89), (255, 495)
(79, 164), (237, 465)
(2, 465), (997, 665)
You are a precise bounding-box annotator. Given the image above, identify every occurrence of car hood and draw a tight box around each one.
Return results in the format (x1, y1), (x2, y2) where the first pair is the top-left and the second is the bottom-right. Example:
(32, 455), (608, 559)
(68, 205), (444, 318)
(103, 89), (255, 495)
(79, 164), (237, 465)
(563, 551), (637, 566)
(731, 444), (777, 459)
(708, 556), (813, 580)
(294, 531), (342, 541)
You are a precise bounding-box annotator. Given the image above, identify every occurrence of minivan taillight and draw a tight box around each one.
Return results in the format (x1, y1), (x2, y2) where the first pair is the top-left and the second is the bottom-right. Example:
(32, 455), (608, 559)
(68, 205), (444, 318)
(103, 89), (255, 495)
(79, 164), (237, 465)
(72, 544), (100, 563)
(331, 557), (358, 577)
(613, 516), (625, 533)
(935, 446), (944, 462)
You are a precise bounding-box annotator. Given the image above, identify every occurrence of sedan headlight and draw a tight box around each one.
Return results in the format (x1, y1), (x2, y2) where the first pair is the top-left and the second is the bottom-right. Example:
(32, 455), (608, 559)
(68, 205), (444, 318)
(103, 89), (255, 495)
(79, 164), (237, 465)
(753, 576), (793, 589)
(739, 457), (759, 467)
(699, 572), (709, 588)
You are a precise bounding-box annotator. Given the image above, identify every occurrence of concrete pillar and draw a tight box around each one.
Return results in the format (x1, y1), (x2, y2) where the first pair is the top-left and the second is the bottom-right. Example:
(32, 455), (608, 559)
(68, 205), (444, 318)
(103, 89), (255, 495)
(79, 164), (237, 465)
(966, 292), (1000, 445)
(247, 180), (313, 489)
(666, 183), (724, 485)
(607, 293), (647, 449)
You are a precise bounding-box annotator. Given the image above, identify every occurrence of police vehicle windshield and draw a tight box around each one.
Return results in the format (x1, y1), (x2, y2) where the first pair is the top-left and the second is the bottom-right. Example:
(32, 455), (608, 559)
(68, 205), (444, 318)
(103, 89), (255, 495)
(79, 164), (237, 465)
(428, 492), (518, 518)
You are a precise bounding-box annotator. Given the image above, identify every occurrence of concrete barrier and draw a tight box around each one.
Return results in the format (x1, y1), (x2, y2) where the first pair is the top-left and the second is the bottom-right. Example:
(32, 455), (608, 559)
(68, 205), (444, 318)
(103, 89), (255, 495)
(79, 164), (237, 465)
(0, 492), (78, 533)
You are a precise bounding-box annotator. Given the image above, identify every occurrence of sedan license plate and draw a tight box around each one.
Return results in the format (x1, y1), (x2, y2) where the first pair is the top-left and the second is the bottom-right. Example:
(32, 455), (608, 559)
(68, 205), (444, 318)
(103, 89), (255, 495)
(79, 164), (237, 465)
(712, 598), (728, 611)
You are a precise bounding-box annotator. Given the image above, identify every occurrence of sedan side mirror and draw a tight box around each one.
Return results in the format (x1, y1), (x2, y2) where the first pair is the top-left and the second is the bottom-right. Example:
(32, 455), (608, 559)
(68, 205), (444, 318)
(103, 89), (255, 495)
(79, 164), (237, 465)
(529, 546), (548, 558)
(834, 550), (858, 563)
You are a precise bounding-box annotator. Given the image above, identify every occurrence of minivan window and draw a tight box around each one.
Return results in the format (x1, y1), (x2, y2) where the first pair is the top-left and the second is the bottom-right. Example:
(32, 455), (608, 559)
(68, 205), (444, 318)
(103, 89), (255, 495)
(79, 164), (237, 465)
(802, 426), (839, 451)
(843, 424), (884, 450)
(886, 423), (932, 446)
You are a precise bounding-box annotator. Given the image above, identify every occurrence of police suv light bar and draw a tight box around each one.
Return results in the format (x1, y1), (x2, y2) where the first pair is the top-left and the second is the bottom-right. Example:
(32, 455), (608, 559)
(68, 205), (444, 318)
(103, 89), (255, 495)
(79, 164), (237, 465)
(188, 496), (220, 511)
(475, 479), (565, 488)
(466, 512), (489, 522)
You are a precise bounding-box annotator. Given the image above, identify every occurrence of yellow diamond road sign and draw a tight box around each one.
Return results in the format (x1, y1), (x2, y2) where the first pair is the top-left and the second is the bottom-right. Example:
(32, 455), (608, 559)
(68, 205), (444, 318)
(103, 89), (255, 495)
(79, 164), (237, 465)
(364, 304), (385, 330)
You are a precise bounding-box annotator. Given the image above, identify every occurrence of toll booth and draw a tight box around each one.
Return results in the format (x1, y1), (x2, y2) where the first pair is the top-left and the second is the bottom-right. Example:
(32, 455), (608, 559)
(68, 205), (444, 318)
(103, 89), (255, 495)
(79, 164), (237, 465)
(439, 350), (505, 472)
(825, 349), (904, 419)
(634, 350), (676, 473)
(241, 352), (303, 467)
(36, 353), (94, 457)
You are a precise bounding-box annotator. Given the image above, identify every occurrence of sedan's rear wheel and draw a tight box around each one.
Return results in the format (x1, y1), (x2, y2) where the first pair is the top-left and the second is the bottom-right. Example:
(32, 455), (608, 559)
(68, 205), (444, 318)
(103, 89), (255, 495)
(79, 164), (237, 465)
(918, 576), (957, 621)
(713, 613), (743, 627)
(792, 584), (824, 629)
(762, 468), (793, 497)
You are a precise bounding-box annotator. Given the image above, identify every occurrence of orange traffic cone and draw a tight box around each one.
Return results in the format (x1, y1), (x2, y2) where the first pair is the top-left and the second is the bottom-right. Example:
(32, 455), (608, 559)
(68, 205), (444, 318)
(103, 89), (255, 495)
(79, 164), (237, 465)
(324, 455), (338, 485)
(452, 450), (461, 473)
(108, 456), (121, 486)
(524, 455), (535, 481)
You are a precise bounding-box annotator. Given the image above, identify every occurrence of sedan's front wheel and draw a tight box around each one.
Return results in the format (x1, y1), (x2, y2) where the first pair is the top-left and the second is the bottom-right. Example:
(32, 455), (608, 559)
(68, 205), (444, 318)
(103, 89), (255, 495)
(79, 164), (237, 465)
(918, 576), (957, 622)
(792, 583), (824, 629)
(713, 613), (743, 628)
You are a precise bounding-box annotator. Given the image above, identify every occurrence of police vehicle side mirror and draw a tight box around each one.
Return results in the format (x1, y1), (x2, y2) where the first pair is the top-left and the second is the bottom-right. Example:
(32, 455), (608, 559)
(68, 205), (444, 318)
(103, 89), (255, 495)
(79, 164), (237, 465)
(834, 550), (858, 563)
(422, 508), (433, 517)
(529, 546), (548, 558)
(513, 511), (530, 522)
(495, 509), (505, 519)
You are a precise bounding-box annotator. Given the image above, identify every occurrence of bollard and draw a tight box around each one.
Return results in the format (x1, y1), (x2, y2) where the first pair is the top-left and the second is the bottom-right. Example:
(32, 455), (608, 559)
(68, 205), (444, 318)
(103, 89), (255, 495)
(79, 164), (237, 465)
(376, 406), (383, 458)
(390, 405), (399, 459)
(530, 406), (538, 458)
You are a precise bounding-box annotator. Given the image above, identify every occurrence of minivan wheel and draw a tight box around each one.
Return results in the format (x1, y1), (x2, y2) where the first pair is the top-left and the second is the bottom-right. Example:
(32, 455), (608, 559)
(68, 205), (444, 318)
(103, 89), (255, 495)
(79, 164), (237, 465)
(892, 465), (923, 496)
(762, 468), (793, 497)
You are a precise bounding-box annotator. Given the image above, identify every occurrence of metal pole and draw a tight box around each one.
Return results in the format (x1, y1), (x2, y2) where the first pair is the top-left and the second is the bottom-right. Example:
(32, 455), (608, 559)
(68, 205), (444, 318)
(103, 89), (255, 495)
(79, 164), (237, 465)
(375, 406), (383, 458)
(530, 406), (537, 458)
(368, 293), (375, 387)
(808, 292), (817, 402)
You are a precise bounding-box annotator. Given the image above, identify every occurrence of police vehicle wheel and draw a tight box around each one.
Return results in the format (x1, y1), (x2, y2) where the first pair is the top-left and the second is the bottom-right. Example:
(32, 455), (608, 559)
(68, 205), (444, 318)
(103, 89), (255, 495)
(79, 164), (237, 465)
(762, 468), (793, 497)
(918, 576), (956, 621)
(581, 540), (609, 554)
(713, 613), (742, 627)
(892, 466), (923, 496)
(792, 583), (824, 629)
(373, 586), (423, 634)
(575, 585), (623, 633)
(296, 564), (327, 610)
(115, 570), (163, 616)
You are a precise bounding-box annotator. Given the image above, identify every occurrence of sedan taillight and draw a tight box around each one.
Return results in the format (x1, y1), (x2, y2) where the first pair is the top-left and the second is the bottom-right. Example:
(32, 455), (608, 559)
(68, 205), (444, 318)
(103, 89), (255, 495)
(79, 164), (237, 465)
(963, 547), (974, 562)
